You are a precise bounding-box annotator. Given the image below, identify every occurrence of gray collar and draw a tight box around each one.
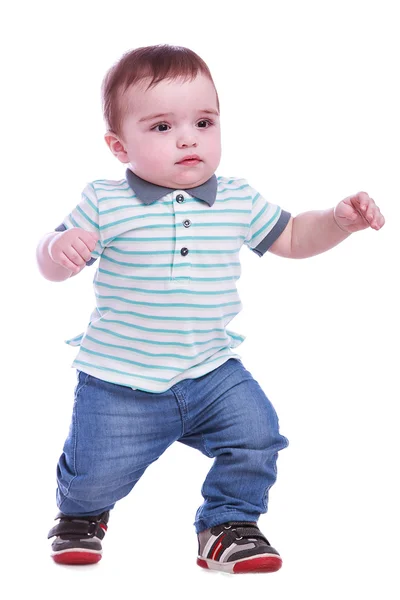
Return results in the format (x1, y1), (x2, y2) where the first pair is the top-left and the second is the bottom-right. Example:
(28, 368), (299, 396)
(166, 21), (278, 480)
(126, 169), (217, 207)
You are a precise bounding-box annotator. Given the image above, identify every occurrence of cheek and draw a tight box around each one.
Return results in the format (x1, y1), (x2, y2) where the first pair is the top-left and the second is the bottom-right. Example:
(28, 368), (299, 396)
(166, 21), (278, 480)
(133, 135), (164, 158)
(149, 138), (171, 157)
(144, 135), (170, 154)
(209, 127), (221, 147)
(209, 133), (221, 159)
(140, 141), (171, 170)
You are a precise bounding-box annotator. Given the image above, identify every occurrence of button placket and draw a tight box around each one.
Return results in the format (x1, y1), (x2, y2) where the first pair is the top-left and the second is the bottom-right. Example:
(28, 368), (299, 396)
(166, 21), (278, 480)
(172, 192), (192, 281)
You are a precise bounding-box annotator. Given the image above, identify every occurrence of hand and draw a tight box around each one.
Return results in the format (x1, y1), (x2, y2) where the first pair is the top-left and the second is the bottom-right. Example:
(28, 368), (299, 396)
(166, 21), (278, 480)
(333, 192), (385, 234)
(48, 228), (99, 275)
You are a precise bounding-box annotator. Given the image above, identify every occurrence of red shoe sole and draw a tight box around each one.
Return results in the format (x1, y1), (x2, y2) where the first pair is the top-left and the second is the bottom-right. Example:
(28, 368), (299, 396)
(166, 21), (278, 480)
(197, 555), (282, 574)
(234, 556), (282, 573)
(52, 551), (102, 565)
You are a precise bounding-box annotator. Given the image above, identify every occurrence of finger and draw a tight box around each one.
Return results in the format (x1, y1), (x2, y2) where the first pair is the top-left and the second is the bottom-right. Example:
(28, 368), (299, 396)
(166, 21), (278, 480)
(89, 230), (100, 241)
(364, 201), (380, 224)
(366, 198), (376, 213)
(350, 192), (371, 212)
(357, 191), (371, 206)
(371, 212), (386, 229)
(72, 238), (94, 262)
(80, 229), (99, 241)
(79, 231), (99, 252)
(350, 197), (374, 224)
(338, 201), (359, 221)
(59, 252), (84, 273)
(64, 247), (86, 267)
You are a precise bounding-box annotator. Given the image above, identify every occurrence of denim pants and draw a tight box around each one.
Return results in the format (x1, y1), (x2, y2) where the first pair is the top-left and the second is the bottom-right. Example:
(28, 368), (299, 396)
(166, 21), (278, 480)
(56, 358), (288, 533)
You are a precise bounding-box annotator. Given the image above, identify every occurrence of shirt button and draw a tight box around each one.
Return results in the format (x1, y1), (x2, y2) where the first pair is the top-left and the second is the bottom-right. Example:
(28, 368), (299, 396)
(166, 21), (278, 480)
(183, 219), (191, 228)
(180, 247), (189, 256)
(176, 194), (185, 203)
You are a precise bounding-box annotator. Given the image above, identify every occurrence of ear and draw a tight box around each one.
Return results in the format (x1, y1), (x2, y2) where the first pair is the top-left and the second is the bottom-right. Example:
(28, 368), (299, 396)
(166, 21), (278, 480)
(104, 132), (130, 163)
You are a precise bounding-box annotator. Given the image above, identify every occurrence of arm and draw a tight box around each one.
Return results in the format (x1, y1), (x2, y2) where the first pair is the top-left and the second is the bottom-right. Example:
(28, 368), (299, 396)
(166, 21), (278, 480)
(270, 209), (350, 259)
(269, 192), (385, 259)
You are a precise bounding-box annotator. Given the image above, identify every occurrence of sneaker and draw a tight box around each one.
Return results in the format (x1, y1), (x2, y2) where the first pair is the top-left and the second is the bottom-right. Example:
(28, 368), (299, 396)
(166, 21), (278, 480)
(197, 521), (282, 574)
(48, 511), (110, 565)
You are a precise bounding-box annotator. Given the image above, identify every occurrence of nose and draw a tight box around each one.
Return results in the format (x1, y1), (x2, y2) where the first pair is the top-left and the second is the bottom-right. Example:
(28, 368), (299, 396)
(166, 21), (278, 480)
(176, 128), (198, 149)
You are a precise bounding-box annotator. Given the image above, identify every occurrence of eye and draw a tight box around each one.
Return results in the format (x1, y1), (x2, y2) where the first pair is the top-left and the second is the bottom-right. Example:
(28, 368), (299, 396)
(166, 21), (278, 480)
(196, 119), (212, 128)
(151, 123), (170, 132)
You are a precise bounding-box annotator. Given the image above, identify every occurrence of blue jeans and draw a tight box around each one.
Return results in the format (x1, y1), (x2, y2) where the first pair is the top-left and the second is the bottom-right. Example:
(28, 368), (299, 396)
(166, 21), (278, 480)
(56, 358), (288, 533)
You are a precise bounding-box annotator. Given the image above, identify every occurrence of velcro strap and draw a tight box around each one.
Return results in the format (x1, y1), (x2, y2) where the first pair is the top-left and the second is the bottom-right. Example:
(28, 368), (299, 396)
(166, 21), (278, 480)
(235, 526), (266, 538)
(48, 518), (105, 540)
(224, 526), (269, 546)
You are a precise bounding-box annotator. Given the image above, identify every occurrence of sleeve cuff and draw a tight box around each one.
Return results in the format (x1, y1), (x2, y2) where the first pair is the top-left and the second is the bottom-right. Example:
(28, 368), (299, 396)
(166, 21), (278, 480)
(251, 210), (292, 257)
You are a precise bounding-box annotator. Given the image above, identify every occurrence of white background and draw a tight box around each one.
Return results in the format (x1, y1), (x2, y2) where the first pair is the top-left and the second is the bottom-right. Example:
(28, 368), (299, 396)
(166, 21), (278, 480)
(1, 0), (399, 598)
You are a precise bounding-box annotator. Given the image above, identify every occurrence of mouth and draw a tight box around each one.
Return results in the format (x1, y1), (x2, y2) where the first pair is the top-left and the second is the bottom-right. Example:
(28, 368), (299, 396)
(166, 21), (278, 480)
(176, 155), (202, 166)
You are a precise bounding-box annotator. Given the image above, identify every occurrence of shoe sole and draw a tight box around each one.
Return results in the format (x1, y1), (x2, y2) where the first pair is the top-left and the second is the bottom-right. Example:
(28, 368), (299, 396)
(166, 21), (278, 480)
(197, 554), (282, 574)
(52, 549), (102, 565)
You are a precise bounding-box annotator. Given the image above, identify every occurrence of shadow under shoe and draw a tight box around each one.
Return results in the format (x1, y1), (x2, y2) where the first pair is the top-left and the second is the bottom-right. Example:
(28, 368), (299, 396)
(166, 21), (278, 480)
(48, 511), (110, 565)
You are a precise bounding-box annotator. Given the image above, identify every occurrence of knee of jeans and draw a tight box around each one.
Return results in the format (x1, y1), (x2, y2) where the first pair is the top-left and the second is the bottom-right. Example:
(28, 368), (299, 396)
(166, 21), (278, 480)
(60, 473), (118, 506)
(259, 406), (289, 452)
(248, 427), (289, 454)
(276, 432), (289, 451)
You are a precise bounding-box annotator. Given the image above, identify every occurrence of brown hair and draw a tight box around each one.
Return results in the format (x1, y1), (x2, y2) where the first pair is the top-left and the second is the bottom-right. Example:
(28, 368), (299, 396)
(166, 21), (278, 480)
(102, 44), (219, 137)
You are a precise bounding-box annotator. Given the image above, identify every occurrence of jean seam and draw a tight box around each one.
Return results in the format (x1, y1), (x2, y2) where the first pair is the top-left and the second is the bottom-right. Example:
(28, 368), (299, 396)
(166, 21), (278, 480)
(59, 372), (90, 510)
(263, 452), (278, 510)
(171, 384), (187, 437)
(74, 370), (88, 397)
(200, 434), (214, 458)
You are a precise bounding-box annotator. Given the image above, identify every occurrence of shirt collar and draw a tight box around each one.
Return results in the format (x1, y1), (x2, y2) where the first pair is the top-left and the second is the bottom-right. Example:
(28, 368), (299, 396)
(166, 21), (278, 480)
(126, 169), (217, 207)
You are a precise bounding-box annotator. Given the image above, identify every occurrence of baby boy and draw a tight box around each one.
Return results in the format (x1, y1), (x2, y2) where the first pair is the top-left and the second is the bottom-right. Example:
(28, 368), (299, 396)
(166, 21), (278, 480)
(37, 44), (385, 574)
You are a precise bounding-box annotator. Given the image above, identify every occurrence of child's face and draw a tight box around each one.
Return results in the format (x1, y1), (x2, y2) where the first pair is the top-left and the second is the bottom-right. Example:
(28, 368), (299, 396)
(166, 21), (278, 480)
(108, 73), (221, 189)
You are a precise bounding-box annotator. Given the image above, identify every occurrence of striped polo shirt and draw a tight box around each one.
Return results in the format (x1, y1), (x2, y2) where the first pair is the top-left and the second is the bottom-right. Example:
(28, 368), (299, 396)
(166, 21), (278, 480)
(55, 169), (291, 393)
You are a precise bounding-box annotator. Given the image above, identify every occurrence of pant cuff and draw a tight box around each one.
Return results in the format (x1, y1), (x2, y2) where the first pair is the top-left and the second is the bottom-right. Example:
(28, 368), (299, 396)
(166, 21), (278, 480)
(194, 510), (260, 534)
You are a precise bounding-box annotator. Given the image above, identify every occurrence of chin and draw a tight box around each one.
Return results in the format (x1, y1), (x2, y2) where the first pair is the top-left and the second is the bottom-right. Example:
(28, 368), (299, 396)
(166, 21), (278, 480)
(175, 178), (204, 189)
(175, 172), (212, 189)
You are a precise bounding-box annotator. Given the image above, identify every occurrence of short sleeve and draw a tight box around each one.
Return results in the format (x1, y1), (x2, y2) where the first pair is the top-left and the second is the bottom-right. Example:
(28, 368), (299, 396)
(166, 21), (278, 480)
(55, 183), (103, 266)
(244, 183), (291, 257)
